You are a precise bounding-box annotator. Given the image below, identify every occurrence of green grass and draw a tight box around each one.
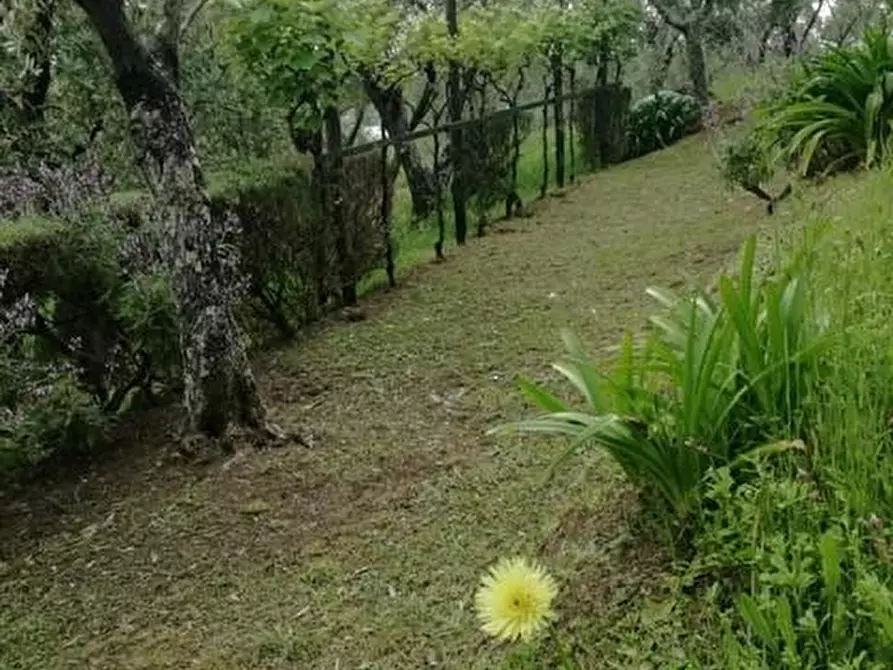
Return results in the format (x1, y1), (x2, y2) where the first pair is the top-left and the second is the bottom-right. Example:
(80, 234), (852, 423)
(360, 126), (584, 296)
(0, 135), (795, 669)
(0, 215), (64, 247)
(682, 167), (893, 668)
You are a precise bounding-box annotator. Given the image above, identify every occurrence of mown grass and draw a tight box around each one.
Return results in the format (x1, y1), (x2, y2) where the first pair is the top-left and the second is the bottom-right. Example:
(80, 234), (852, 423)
(0, 135), (794, 669)
(359, 126), (580, 296)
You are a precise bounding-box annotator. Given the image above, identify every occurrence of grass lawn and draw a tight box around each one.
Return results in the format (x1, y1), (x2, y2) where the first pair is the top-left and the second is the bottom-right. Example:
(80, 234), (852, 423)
(0, 135), (807, 669)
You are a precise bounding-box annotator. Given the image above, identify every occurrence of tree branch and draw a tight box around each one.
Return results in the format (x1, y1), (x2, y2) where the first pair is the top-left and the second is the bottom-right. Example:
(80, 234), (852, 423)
(650, 0), (688, 31)
(180, 0), (212, 36)
(346, 105), (366, 146)
(798, 0), (824, 54)
(408, 62), (437, 130)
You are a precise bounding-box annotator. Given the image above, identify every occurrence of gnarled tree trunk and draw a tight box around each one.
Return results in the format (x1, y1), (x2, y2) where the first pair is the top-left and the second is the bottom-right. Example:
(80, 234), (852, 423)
(684, 25), (709, 105)
(75, 0), (268, 438)
(363, 77), (437, 222)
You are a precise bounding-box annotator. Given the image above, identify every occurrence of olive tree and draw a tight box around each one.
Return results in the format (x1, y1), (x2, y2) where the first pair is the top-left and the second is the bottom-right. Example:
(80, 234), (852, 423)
(73, 0), (277, 440)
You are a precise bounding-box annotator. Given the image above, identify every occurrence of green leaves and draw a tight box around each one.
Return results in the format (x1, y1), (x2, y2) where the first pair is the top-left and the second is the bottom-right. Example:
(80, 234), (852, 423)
(493, 235), (826, 518)
(766, 27), (893, 175)
(627, 90), (702, 158)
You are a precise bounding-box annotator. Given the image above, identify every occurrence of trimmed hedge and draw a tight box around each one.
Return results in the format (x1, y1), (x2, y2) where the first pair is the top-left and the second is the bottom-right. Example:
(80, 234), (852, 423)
(0, 155), (393, 472)
(111, 153), (391, 336)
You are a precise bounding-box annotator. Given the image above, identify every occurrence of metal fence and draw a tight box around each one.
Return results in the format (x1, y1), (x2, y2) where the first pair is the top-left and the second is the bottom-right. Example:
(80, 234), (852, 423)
(312, 88), (595, 307)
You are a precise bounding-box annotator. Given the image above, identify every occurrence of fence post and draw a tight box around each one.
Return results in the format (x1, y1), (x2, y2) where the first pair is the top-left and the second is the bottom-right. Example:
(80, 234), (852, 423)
(540, 80), (551, 199)
(323, 105), (356, 307)
(380, 120), (396, 287)
(433, 118), (446, 260)
(446, 0), (468, 245)
(568, 66), (576, 185)
(551, 51), (565, 189)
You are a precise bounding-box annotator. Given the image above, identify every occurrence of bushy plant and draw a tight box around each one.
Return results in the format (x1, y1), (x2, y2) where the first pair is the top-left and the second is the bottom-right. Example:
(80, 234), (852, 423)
(626, 90), (702, 159)
(0, 211), (180, 473)
(0, 376), (107, 471)
(765, 27), (893, 176)
(493, 237), (827, 516)
(694, 463), (893, 668)
(677, 171), (893, 668)
(719, 128), (792, 213)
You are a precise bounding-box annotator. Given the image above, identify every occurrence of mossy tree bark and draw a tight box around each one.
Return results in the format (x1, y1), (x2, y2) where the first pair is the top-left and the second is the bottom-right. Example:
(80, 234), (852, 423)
(74, 0), (270, 438)
(684, 25), (709, 106)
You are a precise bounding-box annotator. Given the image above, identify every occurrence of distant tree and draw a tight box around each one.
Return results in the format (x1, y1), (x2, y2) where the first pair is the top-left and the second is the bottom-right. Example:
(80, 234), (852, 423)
(650, 0), (716, 104)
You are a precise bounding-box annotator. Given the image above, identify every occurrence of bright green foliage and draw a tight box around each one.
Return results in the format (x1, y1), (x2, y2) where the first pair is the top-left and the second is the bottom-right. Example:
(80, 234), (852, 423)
(225, 0), (351, 130)
(766, 27), (893, 175)
(626, 90), (702, 158)
(696, 462), (893, 668)
(681, 169), (893, 668)
(494, 237), (827, 516)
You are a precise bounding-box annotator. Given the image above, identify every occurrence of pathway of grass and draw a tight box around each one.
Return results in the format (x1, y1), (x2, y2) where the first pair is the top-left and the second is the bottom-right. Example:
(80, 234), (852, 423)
(0, 136), (788, 669)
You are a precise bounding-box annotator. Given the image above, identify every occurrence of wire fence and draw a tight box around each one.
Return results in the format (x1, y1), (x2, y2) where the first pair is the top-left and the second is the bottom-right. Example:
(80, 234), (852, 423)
(315, 87), (608, 306)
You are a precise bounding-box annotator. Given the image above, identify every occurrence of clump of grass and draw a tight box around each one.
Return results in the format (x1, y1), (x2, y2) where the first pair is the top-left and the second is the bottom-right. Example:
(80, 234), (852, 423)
(495, 234), (828, 518)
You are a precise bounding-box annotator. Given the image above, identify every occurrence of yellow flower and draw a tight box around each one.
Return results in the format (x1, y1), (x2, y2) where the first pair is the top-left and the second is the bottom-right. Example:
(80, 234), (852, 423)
(474, 556), (558, 642)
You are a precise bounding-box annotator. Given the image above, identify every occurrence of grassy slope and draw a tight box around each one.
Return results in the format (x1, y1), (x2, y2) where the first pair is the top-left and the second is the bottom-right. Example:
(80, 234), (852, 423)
(1, 136), (793, 669)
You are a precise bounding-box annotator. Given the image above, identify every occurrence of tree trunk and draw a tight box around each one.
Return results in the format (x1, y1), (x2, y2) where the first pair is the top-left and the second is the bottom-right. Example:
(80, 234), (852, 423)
(322, 105), (356, 307)
(782, 22), (797, 57)
(654, 34), (678, 92)
(551, 51), (565, 189)
(541, 81), (550, 199)
(757, 24), (773, 64)
(74, 0), (268, 437)
(684, 25), (709, 106)
(362, 77), (437, 221)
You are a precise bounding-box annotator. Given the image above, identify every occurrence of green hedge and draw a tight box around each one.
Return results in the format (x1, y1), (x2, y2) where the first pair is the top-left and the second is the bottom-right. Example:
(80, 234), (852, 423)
(0, 154), (393, 472)
(108, 153), (390, 336)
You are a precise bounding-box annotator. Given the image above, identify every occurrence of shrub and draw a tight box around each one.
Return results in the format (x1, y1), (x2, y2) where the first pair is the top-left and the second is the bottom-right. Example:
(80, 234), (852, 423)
(719, 128), (792, 213)
(493, 237), (828, 516)
(0, 214), (179, 446)
(159, 156), (390, 336)
(457, 111), (532, 230)
(0, 376), (107, 472)
(626, 90), (702, 159)
(765, 27), (893, 176)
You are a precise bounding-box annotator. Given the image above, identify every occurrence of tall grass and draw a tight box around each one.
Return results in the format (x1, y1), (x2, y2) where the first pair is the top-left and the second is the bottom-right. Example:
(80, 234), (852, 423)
(494, 236), (828, 517)
(492, 150), (893, 664)
(697, 168), (893, 667)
